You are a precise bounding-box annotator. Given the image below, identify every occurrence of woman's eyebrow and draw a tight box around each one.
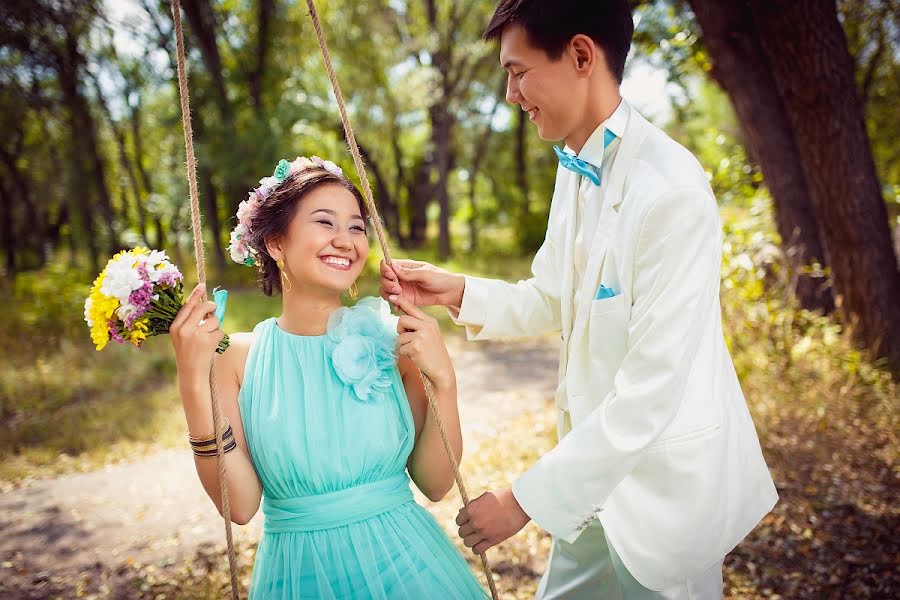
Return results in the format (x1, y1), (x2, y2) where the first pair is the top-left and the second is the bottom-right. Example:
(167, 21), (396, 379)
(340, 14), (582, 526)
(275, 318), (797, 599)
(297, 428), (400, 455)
(311, 208), (364, 221)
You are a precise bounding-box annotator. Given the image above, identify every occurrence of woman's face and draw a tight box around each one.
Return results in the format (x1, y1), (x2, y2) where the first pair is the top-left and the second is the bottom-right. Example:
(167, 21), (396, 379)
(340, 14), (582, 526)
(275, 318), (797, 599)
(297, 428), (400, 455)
(274, 183), (369, 295)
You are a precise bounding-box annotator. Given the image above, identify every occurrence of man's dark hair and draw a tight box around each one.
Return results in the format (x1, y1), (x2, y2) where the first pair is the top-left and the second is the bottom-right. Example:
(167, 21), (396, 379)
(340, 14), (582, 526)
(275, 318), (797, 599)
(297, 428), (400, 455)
(484, 0), (634, 83)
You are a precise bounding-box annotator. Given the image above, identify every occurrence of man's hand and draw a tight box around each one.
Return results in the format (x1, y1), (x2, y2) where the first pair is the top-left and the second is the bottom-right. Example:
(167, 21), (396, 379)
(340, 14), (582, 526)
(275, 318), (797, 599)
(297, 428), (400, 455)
(379, 259), (465, 308)
(456, 488), (531, 555)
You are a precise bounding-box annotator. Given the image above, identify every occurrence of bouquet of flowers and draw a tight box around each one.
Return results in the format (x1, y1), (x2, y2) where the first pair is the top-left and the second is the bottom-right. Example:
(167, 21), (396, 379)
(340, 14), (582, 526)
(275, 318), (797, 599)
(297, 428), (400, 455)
(83, 247), (229, 353)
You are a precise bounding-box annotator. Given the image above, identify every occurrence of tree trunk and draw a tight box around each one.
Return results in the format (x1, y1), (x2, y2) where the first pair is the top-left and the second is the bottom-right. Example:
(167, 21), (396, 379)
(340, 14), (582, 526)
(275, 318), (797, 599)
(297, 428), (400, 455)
(193, 116), (226, 270)
(406, 157), (432, 249)
(129, 102), (163, 249)
(0, 174), (15, 276)
(688, 0), (834, 313)
(56, 30), (118, 254)
(91, 74), (149, 245)
(179, 0), (234, 125)
(0, 144), (42, 266)
(749, 0), (900, 366)
(468, 78), (505, 252)
(248, 0), (274, 110)
(178, 0), (244, 217)
(356, 141), (400, 241)
(430, 104), (455, 261)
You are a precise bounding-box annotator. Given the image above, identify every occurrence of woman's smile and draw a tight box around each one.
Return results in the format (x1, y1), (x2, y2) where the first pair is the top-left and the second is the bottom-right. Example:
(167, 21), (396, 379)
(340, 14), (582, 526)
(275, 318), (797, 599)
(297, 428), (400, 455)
(320, 255), (353, 271)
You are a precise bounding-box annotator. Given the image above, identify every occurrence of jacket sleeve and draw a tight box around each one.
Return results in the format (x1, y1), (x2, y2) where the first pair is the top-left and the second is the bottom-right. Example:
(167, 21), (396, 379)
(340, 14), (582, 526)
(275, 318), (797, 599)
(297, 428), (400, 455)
(511, 186), (723, 543)
(450, 233), (563, 340)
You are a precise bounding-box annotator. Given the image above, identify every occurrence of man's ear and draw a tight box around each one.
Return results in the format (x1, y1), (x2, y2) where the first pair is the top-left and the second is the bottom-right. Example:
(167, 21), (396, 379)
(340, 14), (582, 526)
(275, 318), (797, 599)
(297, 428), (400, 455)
(569, 34), (597, 77)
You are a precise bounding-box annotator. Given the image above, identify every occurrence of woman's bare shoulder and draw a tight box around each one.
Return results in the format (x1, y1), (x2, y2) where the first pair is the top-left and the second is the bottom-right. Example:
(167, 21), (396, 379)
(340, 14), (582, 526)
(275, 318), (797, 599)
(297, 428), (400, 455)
(215, 331), (257, 385)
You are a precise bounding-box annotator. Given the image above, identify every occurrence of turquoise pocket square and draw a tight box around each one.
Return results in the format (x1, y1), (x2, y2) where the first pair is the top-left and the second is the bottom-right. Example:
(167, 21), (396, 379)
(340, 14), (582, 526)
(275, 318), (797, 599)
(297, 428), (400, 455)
(595, 285), (617, 300)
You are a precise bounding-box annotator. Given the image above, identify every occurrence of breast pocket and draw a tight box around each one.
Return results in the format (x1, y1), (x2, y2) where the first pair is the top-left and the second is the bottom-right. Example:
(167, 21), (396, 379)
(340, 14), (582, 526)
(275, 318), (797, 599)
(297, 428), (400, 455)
(588, 294), (630, 378)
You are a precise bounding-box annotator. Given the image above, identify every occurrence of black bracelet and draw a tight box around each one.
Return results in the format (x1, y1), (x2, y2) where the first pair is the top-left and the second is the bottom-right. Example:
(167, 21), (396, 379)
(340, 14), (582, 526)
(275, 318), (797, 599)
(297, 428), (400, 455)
(192, 437), (237, 457)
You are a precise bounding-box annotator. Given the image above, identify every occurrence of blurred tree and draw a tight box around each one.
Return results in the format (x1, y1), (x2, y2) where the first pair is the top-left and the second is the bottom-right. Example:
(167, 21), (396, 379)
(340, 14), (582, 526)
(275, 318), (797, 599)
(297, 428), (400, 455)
(0, 0), (119, 270)
(747, 0), (900, 366)
(687, 0), (834, 313)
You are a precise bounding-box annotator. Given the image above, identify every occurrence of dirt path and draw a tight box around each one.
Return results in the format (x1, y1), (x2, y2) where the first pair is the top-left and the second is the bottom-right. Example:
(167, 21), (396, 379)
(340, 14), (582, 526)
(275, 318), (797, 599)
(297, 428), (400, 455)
(0, 337), (559, 598)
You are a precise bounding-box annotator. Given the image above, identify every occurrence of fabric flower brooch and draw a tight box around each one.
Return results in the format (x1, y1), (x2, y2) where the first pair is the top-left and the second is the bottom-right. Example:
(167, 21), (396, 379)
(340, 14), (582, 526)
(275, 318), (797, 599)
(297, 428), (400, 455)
(327, 297), (398, 403)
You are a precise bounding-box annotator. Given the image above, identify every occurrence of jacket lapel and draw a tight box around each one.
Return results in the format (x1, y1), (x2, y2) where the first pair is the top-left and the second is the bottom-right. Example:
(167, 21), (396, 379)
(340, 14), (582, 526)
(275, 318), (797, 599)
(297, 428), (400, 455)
(567, 106), (649, 355)
(558, 171), (580, 339)
(553, 169), (581, 414)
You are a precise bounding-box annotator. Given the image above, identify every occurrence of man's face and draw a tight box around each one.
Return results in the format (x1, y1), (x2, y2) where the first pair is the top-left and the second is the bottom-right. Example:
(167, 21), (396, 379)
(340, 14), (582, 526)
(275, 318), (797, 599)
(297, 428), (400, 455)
(499, 24), (585, 142)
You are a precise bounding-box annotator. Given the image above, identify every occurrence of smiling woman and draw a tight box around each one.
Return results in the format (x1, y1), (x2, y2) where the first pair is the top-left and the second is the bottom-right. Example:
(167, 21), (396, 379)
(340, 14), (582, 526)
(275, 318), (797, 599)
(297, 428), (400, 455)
(228, 158), (369, 299)
(166, 155), (488, 599)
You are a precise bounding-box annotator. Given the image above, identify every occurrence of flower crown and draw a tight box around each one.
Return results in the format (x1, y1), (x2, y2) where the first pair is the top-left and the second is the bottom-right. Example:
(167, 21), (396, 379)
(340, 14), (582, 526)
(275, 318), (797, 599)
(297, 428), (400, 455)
(228, 156), (343, 267)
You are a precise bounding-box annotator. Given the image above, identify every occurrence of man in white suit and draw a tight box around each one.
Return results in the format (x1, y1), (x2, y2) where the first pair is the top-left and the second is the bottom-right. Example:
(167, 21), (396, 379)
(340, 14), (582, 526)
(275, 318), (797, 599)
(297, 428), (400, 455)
(381, 1), (777, 597)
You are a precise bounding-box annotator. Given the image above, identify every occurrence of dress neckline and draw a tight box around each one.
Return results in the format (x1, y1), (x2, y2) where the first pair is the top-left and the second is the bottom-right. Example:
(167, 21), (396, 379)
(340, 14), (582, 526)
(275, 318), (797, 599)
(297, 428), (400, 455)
(272, 317), (329, 339)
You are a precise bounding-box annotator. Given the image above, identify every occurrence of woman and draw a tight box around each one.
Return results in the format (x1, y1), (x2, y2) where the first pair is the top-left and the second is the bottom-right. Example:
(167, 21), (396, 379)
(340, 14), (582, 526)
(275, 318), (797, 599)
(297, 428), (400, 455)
(170, 156), (487, 598)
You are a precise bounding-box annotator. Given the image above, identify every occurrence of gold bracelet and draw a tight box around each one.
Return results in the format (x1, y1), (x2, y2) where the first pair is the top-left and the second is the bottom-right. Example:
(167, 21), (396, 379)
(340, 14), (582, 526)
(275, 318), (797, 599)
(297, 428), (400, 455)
(188, 418), (231, 443)
(189, 428), (234, 451)
(193, 437), (238, 457)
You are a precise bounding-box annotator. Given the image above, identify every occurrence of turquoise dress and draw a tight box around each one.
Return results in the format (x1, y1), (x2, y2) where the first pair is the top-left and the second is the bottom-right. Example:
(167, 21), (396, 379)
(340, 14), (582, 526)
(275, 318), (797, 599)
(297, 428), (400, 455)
(238, 298), (487, 599)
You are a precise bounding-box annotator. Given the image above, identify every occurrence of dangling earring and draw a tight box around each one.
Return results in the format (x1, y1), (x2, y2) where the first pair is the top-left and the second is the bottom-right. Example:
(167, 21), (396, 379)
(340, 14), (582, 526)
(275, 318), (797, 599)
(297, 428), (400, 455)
(276, 258), (292, 293)
(349, 282), (358, 300)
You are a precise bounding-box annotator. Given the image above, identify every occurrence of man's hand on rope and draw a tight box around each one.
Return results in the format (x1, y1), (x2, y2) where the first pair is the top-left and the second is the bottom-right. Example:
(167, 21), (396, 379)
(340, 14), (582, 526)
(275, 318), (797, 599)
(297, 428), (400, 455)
(456, 488), (531, 555)
(380, 259), (465, 309)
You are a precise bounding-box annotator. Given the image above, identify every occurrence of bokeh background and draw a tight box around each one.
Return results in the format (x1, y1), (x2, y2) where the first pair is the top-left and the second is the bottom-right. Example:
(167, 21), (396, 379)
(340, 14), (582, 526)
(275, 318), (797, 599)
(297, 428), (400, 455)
(0, 0), (897, 598)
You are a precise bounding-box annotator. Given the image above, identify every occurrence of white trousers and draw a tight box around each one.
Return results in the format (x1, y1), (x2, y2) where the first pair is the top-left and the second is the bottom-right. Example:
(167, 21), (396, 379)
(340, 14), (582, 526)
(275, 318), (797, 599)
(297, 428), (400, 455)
(535, 523), (724, 599)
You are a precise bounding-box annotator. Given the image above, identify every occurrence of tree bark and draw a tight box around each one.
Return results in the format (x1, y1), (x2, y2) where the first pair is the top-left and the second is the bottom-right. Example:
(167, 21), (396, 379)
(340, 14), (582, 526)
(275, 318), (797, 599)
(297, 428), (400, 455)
(248, 0), (274, 110)
(0, 173), (16, 276)
(406, 156), (432, 248)
(356, 140), (400, 241)
(468, 78), (506, 252)
(179, 0), (234, 125)
(56, 30), (118, 255)
(91, 74), (149, 245)
(129, 101), (164, 248)
(192, 115), (226, 270)
(688, 0), (834, 312)
(749, 0), (900, 366)
(430, 104), (455, 261)
(0, 142), (41, 267)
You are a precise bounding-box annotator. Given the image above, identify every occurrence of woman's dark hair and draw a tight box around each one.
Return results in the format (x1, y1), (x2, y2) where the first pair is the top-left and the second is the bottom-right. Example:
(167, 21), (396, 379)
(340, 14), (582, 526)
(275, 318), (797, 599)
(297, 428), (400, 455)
(483, 0), (633, 83)
(247, 168), (368, 296)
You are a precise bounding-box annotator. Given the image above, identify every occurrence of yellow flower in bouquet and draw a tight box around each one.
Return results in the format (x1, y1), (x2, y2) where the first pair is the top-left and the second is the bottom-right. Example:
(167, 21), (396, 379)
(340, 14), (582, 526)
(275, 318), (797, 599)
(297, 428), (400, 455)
(84, 247), (228, 353)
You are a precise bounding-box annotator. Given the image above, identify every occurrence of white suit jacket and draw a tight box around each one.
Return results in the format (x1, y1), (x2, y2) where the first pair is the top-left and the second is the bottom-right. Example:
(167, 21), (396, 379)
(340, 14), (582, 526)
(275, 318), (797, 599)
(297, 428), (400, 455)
(453, 104), (778, 590)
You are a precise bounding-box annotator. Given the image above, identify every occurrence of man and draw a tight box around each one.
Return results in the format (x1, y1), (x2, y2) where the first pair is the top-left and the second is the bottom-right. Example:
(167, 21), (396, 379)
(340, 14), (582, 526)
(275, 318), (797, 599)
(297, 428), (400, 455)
(381, 1), (777, 597)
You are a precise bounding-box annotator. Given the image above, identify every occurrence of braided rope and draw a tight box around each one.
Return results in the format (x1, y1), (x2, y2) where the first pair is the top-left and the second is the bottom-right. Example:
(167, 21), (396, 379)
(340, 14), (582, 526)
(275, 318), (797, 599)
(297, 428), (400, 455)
(171, 2), (240, 598)
(304, 2), (499, 598)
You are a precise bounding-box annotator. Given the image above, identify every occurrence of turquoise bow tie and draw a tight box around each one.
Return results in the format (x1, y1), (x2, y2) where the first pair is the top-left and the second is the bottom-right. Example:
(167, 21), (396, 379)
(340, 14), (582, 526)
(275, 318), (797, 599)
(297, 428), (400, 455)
(553, 129), (617, 186)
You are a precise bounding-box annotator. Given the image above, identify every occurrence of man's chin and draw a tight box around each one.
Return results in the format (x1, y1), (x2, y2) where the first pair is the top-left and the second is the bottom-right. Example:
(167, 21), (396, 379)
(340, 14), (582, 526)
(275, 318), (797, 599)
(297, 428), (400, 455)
(534, 125), (564, 143)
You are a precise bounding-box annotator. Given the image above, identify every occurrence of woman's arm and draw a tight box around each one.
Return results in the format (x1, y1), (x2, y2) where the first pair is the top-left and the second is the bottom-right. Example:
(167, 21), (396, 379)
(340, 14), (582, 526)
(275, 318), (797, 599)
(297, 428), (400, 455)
(171, 285), (262, 524)
(391, 294), (463, 502)
(401, 355), (462, 502)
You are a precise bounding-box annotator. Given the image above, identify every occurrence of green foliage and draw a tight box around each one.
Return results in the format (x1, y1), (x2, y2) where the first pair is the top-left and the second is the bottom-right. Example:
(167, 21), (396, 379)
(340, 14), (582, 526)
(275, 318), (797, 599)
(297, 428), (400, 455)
(719, 200), (895, 422)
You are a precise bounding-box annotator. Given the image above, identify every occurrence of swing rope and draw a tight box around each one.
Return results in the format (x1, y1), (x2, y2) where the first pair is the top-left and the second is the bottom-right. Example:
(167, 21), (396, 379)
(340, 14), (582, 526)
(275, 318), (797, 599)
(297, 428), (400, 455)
(171, 1), (240, 598)
(303, 3), (499, 597)
(171, 0), (498, 596)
